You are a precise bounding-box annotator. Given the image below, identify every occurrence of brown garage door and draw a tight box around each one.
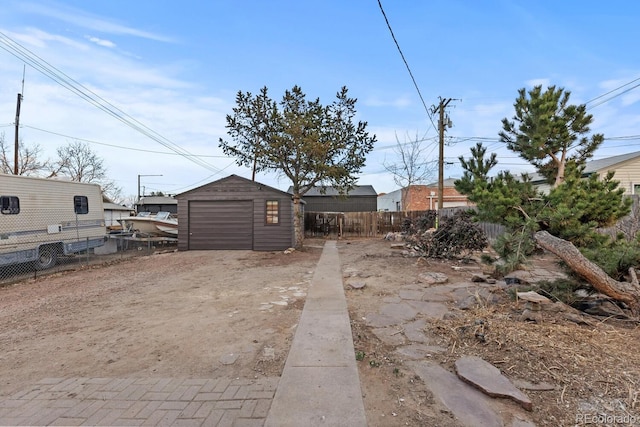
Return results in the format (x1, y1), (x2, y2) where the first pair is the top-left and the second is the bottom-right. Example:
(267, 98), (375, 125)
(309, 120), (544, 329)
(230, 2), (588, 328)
(188, 200), (253, 250)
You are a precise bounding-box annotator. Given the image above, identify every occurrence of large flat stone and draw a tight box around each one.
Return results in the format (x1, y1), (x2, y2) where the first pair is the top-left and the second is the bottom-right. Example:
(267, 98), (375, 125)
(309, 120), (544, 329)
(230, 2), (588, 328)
(372, 327), (406, 346)
(408, 361), (503, 427)
(398, 289), (425, 301)
(363, 313), (398, 328)
(405, 300), (450, 319)
(402, 318), (430, 343)
(379, 302), (419, 321)
(455, 356), (532, 411)
(420, 286), (455, 302)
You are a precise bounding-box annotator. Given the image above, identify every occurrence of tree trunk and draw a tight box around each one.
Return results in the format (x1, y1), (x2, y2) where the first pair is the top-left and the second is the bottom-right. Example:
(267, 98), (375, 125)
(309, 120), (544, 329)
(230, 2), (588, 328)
(292, 195), (304, 249)
(534, 230), (640, 313)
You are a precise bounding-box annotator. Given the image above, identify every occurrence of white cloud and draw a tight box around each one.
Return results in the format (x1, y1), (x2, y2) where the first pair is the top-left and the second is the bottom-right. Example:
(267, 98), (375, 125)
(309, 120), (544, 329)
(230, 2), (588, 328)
(8, 27), (88, 51)
(86, 36), (116, 49)
(20, 1), (175, 43)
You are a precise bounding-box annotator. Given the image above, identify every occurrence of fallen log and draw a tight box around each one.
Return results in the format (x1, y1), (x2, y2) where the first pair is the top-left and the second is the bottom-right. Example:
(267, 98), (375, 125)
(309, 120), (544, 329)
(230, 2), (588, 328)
(534, 230), (640, 314)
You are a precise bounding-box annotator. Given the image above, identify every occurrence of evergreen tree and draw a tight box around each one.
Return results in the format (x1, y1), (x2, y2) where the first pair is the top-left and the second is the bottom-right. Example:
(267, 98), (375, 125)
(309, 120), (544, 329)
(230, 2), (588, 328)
(499, 85), (603, 187)
(457, 85), (634, 277)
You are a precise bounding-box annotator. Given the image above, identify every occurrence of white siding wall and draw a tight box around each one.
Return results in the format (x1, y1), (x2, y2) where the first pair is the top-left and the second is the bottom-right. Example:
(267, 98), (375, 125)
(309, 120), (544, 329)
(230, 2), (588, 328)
(597, 157), (640, 195)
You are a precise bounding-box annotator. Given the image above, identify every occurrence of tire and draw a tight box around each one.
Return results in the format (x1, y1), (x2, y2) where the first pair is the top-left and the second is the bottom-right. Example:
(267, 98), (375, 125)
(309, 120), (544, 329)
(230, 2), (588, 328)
(35, 246), (58, 270)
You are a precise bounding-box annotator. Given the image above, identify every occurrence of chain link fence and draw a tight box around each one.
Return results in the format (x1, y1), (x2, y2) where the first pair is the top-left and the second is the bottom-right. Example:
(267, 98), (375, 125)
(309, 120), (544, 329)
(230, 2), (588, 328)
(0, 208), (176, 286)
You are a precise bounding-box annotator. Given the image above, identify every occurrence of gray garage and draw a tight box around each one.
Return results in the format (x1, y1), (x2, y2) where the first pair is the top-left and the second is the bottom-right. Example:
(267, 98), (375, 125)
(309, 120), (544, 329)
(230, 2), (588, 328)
(176, 175), (296, 251)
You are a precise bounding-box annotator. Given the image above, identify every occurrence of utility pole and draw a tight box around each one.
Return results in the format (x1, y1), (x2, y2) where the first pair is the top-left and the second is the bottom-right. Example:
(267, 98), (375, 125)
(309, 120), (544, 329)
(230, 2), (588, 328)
(432, 97), (455, 211)
(14, 93), (22, 175)
(14, 67), (25, 175)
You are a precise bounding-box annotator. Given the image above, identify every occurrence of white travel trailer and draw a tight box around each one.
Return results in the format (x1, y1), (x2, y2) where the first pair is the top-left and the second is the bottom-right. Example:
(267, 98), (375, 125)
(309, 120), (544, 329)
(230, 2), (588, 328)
(0, 173), (106, 269)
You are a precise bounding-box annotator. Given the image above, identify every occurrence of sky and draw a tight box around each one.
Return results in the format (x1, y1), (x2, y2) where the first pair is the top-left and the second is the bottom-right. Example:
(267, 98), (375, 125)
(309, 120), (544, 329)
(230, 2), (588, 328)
(0, 1), (639, 203)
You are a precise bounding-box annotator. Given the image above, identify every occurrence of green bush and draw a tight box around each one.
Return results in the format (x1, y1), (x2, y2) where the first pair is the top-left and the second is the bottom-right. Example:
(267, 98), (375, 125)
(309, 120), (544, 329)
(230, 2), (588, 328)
(581, 238), (640, 281)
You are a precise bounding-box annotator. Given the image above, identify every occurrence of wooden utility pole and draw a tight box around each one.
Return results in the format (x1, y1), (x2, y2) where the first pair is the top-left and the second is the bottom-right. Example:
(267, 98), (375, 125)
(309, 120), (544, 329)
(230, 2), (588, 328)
(433, 97), (453, 210)
(14, 93), (22, 175)
(14, 67), (26, 175)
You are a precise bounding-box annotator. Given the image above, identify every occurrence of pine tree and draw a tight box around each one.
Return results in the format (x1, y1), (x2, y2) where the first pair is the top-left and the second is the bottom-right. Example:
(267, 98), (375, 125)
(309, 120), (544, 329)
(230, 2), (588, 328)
(499, 85), (603, 187)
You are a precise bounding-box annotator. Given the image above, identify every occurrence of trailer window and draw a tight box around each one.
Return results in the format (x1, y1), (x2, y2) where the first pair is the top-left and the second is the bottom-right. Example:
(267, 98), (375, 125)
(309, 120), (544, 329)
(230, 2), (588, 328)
(266, 200), (279, 224)
(1, 196), (20, 214)
(74, 195), (89, 214)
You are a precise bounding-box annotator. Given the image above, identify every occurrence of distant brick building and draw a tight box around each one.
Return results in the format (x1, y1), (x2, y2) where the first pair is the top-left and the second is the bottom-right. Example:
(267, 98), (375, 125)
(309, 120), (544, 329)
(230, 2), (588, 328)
(377, 179), (471, 211)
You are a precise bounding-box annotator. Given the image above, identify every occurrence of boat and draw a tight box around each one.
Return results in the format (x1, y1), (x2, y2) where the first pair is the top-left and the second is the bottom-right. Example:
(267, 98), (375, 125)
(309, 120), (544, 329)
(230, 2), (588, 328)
(119, 211), (178, 238)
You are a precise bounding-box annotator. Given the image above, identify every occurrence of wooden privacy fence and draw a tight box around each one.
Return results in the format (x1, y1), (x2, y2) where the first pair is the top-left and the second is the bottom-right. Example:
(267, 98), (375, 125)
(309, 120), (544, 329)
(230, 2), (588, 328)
(304, 209), (506, 241)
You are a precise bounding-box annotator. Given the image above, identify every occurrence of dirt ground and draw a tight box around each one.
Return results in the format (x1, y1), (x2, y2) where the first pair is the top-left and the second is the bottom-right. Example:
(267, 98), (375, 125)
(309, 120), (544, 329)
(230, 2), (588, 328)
(1, 237), (640, 426)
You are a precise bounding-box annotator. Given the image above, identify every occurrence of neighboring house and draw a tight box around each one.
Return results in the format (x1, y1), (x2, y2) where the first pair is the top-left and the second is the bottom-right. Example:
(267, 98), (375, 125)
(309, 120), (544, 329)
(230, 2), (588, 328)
(288, 185), (378, 212)
(176, 175), (296, 251)
(377, 189), (403, 212)
(103, 202), (134, 232)
(136, 196), (177, 214)
(529, 151), (640, 195)
(377, 179), (471, 211)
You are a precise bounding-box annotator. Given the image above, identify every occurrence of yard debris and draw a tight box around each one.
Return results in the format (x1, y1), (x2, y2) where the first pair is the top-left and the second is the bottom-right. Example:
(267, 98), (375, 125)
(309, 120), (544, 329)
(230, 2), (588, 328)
(383, 232), (404, 242)
(283, 247), (296, 254)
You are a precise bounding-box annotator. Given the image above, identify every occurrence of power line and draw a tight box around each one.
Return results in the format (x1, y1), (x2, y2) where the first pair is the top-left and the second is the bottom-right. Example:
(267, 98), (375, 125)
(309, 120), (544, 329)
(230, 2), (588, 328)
(377, 0), (436, 133)
(23, 125), (228, 158)
(0, 31), (225, 175)
(585, 76), (640, 108)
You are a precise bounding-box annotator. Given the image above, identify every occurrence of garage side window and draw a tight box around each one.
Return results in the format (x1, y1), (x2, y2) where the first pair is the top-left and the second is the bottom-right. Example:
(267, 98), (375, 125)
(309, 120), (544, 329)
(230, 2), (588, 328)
(74, 195), (89, 214)
(266, 200), (279, 225)
(1, 196), (20, 214)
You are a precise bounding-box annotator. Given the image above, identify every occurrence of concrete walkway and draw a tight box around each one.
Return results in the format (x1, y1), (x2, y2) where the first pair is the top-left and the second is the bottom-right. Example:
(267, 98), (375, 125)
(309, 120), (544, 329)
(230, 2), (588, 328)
(265, 240), (367, 426)
(0, 241), (367, 426)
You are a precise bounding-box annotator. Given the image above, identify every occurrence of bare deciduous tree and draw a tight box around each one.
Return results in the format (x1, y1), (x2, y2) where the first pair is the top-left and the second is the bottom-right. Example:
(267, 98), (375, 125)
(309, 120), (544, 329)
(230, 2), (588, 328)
(0, 132), (50, 176)
(382, 132), (437, 212)
(51, 140), (123, 203)
(383, 131), (436, 189)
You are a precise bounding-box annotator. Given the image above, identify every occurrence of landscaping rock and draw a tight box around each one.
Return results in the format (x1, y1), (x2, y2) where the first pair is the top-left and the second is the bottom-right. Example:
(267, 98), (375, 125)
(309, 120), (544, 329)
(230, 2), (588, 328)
(457, 294), (479, 310)
(372, 327), (406, 346)
(363, 313), (398, 328)
(380, 302), (419, 321)
(220, 353), (239, 365)
(516, 291), (552, 304)
(420, 286), (454, 302)
(405, 300), (449, 320)
(398, 289), (425, 300)
(454, 355), (532, 411)
(418, 272), (449, 285)
(402, 319), (430, 343)
(408, 361), (504, 427)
